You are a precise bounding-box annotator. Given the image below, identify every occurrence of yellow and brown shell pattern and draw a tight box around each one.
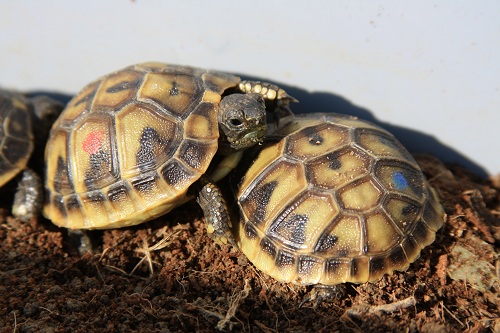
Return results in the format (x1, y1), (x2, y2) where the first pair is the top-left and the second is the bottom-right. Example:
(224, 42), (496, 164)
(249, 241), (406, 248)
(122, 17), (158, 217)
(235, 113), (445, 285)
(0, 91), (34, 187)
(44, 62), (241, 229)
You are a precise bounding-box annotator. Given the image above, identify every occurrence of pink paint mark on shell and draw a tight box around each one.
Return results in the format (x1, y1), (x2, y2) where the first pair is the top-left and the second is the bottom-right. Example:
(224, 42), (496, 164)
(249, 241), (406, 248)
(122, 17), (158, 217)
(83, 130), (104, 155)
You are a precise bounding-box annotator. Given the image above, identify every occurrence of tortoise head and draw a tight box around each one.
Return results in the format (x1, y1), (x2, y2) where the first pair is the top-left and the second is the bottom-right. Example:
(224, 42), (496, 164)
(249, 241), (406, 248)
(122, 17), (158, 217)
(217, 93), (267, 153)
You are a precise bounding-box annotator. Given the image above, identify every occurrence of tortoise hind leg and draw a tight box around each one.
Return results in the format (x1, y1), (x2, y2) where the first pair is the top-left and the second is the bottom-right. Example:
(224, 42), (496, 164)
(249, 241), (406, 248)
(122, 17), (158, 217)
(299, 284), (347, 308)
(12, 96), (64, 222)
(12, 168), (43, 222)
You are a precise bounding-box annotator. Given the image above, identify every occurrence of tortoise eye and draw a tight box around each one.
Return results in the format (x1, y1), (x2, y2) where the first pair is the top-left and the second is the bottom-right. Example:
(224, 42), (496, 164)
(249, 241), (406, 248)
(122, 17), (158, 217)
(229, 118), (243, 127)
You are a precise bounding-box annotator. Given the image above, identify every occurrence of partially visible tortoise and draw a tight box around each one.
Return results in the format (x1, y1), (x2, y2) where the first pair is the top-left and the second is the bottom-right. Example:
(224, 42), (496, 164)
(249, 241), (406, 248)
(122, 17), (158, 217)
(0, 91), (35, 188)
(226, 113), (445, 285)
(44, 62), (296, 231)
(0, 90), (62, 221)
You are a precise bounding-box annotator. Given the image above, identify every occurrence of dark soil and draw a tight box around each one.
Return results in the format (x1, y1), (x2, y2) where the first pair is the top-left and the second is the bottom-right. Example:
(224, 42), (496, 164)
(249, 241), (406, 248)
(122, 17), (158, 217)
(1, 155), (499, 333)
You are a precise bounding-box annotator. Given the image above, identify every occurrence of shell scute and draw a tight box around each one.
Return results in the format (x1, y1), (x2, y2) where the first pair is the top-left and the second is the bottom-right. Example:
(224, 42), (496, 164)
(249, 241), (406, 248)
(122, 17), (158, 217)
(183, 102), (219, 140)
(71, 113), (118, 193)
(269, 192), (339, 251)
(239, 160), (307, 227)
(92, 69), (143, 111)
(374, 160), (424, 199)
(356, 129), (413, 161)
(338, 178), (383, 211)
(285, 123), (349, 161)
(325, 215), (362, 257)
(80, 190), (112, 227)
(306, 147), (371, 189)
(159, 159), (196, 192)
(105, 181), (140, 219)
(138, 71), (202, 118)
(59, 81), (100, 126)
(365, 212), (401, 253)
(115, 103), (179, 177)
(45, 130), (73, 195)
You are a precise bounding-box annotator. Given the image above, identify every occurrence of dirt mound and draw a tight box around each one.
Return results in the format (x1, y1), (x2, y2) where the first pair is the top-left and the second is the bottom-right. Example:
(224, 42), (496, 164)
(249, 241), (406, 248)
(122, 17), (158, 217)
(1, 155), (499, 332)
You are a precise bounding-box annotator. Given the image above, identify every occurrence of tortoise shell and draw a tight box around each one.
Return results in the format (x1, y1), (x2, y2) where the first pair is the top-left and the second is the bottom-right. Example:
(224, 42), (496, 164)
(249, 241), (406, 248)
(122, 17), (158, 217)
(235, 113), (445, 285)
(0, 90), (34, 187)
(44, 62), (244, 229)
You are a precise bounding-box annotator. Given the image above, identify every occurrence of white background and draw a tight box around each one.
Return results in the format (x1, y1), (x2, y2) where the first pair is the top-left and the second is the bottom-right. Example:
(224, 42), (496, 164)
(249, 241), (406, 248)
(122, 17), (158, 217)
(1, 1), (499, 177)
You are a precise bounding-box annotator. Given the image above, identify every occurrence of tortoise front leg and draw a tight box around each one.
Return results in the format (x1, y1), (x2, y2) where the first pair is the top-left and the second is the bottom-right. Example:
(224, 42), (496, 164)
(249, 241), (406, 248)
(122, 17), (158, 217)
(196, 176), (236, 247)
(239, 80), (298, 126)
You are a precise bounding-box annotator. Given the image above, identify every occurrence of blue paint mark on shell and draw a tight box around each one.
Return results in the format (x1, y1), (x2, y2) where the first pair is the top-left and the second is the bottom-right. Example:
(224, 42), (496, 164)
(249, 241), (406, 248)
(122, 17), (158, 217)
(392, 171), (408, 190)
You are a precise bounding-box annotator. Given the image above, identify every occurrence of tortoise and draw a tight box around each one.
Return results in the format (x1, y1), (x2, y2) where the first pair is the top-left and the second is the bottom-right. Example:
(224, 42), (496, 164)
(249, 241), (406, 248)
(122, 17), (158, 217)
(0, 89), (62, 221)
(43, 62), (296, 231)
(223, 113), (445, 285)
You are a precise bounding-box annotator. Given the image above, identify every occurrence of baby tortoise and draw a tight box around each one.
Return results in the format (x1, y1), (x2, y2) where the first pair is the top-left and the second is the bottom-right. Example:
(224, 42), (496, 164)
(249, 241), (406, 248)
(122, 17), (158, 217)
(226, 113), (445, 285)
(0, 90), (62, 221)
(43, 62), (296, 230)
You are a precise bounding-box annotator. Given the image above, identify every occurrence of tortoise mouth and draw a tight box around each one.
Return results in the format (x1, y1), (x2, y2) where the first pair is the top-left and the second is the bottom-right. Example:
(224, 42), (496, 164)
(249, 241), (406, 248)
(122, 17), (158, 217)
(229, 125), (267, 150)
